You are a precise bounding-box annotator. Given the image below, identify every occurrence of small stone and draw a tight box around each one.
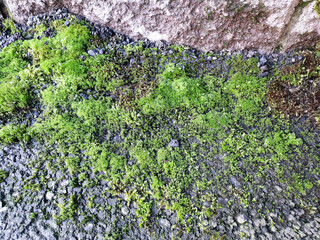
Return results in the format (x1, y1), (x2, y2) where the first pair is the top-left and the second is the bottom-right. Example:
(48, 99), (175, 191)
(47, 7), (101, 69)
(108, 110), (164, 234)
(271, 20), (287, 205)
(84, 223), (94, 233)
(169, 139), (179, 148)
(247, 50), (255, 58)
(64, 21), (70, 26)
(98, 48), (104, 55)
(218, 198), (228, 205)
(80, 55), (86, 61)
(288, 214), (295, 222)
(236, 214), (248, 224)
(260, 218), (267, 227)
(46, 192), (54, 201)
(274, 186), (282, 192)
(270, 225), (277, 232)
(107, 198), (117, 207)
(88, 49), (98, 57)
(60, 180), (69, 187)
(293, 223), (301, 230)
(113, 135), (121, 142)
(258, 72), (269, 78)
(260, 65), (268, 72)
(211, 220), (217, 228)
(260, 56), (267, 65)
(47, 181), (56, 189)
(159, 218), (171, 228)
(121, 206), (129, 215)
(230, 176), (241, 188)
(0, 207), (8, 213)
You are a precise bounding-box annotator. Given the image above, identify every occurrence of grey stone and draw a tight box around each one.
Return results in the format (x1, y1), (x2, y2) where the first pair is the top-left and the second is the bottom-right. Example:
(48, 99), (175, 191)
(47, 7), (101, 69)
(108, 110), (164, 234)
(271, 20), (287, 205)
(260, 65), (268, 72)
(159, 218), (171, 229)
(274, 186), (282, 192)
(230, 176), (241, 188)
(88, 49), (98, 57)
(287, 214), (295, 222)
(107, 198), (117, 207)
(60, 180), (69, 187)
(121, 206), (129, 215)
(236, 214), (248, 224)
(45, 191), (54, 201)
(169, 139), (179, 148)
(203, 201), (211, 207)
(259, 56), (267, 65)
(0, 207), (8, 213)
(84, 223), (94, 233)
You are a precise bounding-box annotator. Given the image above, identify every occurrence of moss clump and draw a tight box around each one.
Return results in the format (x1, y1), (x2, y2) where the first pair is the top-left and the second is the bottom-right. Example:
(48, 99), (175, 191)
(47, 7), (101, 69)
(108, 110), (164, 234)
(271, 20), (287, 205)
(0, 124), (28, 144)
(2, 18), (21, 34)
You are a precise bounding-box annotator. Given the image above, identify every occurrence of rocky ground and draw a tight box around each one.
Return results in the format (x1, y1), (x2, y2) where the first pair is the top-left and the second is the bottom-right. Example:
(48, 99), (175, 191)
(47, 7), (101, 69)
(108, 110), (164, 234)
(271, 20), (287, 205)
(0, 8), (320, 240)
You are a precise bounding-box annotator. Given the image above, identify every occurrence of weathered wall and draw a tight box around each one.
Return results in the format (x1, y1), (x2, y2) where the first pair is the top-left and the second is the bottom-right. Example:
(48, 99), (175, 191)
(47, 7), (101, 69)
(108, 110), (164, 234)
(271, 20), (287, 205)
(3, 0), (320, 53)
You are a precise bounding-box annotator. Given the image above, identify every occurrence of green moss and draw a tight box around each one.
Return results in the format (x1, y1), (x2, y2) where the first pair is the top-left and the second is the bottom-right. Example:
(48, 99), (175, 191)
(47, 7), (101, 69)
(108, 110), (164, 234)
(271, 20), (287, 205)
(0, 124), (28, 144)
(56, 194), (79, 221)
(0, 169), (9, 182)
(2, 18), (20, 34)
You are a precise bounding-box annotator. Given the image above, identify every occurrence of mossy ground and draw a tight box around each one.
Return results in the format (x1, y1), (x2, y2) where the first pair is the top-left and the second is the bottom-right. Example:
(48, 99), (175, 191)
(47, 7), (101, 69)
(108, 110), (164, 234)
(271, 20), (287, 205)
(0, 16), (320, 238)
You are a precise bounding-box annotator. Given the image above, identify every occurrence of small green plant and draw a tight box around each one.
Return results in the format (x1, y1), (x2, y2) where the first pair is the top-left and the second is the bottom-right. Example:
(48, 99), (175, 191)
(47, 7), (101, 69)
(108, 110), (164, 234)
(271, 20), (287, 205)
(136, 199), (153, 227)
(0, 124), (28, 144)
(2, 18), (20, 34)
(30, 212), (38, 220)
(0, 78), (31, 113)
(0, 169), (9, 182)
(56, 194), (79, 221)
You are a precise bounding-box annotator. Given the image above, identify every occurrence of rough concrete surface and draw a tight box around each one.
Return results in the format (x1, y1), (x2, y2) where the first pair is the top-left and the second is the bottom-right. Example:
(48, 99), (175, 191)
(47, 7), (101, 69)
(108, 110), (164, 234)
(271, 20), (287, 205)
(3, 0), (320, 52)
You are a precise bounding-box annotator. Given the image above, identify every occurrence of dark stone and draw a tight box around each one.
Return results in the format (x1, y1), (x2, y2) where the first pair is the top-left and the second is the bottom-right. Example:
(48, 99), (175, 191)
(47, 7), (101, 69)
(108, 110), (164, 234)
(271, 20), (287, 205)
(258, 72), (269, 78)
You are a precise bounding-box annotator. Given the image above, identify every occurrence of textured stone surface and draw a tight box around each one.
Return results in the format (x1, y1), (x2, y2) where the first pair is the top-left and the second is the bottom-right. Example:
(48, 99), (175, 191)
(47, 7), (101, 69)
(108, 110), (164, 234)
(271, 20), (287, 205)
(3, 0), (320, 52)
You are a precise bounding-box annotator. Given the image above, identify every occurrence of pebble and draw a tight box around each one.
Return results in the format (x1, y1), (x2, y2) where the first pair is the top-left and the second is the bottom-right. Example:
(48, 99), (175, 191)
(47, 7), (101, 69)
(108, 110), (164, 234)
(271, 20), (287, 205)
(229, 176), (241, 188)
(121, 206), (130, 215)
(259, 56), (267, 65)
(169, 139), (179, 148)
(260, 65), (268, 72)
(45, 192), (54, 201)
(159, 219), (171, 228)
(236, 214), (248, 224)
